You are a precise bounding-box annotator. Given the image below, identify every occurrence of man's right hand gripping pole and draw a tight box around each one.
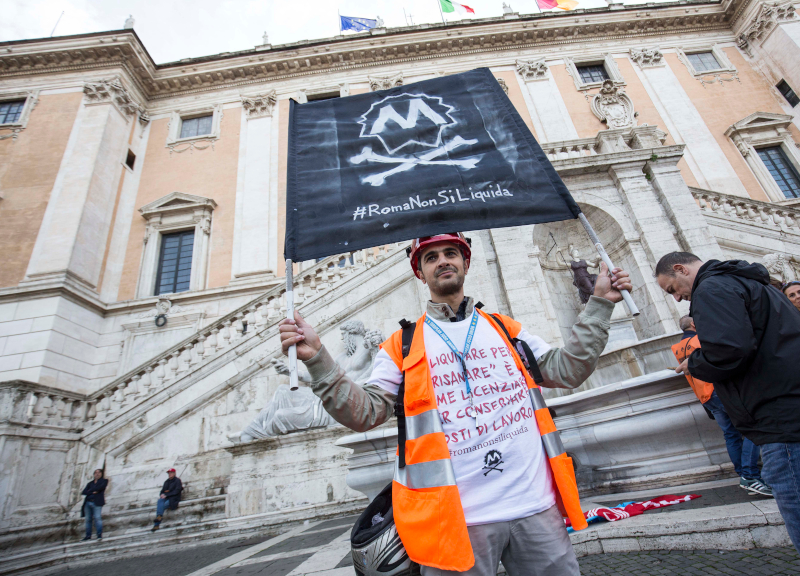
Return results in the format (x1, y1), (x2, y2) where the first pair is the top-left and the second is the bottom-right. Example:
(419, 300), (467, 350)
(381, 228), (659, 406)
(280, 311), (322, 362)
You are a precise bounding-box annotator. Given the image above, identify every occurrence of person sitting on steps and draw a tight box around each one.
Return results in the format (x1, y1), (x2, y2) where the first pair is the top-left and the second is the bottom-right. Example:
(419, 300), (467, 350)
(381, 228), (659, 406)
(152, 468), (182, 532)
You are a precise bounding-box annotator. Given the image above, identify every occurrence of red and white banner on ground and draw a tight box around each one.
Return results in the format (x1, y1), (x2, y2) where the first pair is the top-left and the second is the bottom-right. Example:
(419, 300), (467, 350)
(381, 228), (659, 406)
(565, 494), (701, 530)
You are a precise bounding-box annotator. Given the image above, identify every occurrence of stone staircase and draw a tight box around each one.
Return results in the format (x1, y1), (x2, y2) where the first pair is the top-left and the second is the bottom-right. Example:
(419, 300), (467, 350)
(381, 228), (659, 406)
(1, 245), (407, 438)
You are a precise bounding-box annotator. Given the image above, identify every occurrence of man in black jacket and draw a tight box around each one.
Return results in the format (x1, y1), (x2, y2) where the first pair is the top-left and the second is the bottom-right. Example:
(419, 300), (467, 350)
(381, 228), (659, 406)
(152, 468), (182, 532)
(656, 252), (800, 552)
(81, 469), (108, 541)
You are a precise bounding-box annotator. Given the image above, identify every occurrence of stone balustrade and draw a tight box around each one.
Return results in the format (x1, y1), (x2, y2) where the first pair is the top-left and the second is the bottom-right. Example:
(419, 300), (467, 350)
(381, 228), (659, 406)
(541, 125), (669, 162)
(690, 187), (800, 234)
(0, 380), (93, 431)
(84, 245), (406, 427)
(540, 137), (599, 161)
(0, 245), (406, 432)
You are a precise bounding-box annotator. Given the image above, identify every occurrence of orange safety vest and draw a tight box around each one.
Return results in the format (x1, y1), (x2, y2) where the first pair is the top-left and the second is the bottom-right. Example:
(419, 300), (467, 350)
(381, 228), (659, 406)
(671, 335), (715, 404)
(381, 309), (587, 572)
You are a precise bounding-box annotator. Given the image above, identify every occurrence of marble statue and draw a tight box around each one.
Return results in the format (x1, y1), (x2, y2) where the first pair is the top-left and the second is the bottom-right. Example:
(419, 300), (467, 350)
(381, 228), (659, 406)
(763, 253), (796, 288)
(503, 3), (514, 14)
(228, 320), (384, 442)
(566, 244), (601, 304)
(124, 15), (135, 29)
(376, 16), (385, 27)
(262, 31), (269, 45)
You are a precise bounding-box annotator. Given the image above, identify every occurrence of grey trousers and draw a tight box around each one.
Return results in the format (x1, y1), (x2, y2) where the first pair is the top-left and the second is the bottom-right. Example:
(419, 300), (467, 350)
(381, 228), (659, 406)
(420, 506), (580, 576)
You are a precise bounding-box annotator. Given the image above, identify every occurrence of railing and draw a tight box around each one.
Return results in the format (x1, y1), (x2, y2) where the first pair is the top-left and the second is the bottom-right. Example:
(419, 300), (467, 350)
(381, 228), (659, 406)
(84, 244), (406, 428)
(540, 137), (599, 161)
(540, 126), (667, 162)
(0, 245), (406, 432)
(0, 381), (92, 431)
(690, 187), (800, 234)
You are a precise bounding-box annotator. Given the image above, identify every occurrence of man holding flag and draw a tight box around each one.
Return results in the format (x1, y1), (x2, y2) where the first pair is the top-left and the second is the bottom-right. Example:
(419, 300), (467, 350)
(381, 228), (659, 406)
(280, 232), (631, 575)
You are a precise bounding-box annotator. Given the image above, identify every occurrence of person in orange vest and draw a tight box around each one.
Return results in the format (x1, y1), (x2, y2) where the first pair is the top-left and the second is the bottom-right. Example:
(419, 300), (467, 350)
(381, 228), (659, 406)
(280, 233), (632, 576)
(672, 316), (772, 497)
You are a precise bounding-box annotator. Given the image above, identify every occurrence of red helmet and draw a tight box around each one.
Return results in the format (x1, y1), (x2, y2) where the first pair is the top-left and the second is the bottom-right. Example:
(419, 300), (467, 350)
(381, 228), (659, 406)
(406, 233), (472, 279)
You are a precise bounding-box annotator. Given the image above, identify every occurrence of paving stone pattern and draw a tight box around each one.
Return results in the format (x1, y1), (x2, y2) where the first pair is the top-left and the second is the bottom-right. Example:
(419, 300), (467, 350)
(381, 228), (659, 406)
(578, 547), (800, 576)
(44, 507), (798, 576)
(48, 534), (273, 576)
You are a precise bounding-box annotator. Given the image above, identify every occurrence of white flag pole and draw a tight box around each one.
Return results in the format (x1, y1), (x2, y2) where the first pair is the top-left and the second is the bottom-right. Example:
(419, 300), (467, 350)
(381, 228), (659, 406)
(285, 258), (300, 390)
(577, 213), (640, 317)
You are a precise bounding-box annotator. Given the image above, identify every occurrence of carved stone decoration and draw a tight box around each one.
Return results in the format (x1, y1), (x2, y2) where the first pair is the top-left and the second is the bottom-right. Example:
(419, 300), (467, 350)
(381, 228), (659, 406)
(83, 77), (144, 118)
(241, 90), (277, 118)
(516, 59), (548, 81)
(496, 78), (509, 94)
(591, 80), (638, 130)
(629, 47), (664, 68)
(136, 298), (188, 319)
(138, 110), (150, 127)
(763, 253), (796, 287)
(368, 73), (403, 92)
(229, 320), (384, 442)
(738, 1), (798, 55)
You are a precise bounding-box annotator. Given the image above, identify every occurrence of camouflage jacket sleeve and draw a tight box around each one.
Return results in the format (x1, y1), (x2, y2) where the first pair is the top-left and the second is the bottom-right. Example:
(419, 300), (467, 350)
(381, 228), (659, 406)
(537, 296), (614, 389)
(304, 346), (396, 432)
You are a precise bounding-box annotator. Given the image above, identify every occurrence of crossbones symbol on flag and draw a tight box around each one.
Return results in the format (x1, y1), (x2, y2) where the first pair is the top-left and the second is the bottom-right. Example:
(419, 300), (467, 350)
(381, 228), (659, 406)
(350, 93), (483, 187)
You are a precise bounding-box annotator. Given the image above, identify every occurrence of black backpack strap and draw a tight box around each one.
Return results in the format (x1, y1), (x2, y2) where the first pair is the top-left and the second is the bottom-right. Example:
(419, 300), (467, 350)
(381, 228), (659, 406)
(487, 313), (545, 385)
(395, 319), (416, 469)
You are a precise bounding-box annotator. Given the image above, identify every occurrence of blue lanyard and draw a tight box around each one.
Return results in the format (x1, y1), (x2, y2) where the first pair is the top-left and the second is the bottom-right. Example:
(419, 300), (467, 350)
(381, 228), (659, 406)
(425, 311), (480, 396)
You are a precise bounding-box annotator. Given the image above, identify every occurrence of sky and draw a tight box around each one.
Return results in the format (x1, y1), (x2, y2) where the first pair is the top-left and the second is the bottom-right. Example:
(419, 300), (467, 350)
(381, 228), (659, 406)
(2, 0), (657, 64)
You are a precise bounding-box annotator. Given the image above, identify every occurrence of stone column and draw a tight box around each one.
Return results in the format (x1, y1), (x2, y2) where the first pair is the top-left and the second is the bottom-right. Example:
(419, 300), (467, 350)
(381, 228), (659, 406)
(514, 60), (578, 143)
(231, 92), (277, 284)
(607, 160), (683, 334)
(23, 79), (140, 290)
(628, 53), (747, 195)
(489, 226), (564, 346)
(644, 159), (725, 262)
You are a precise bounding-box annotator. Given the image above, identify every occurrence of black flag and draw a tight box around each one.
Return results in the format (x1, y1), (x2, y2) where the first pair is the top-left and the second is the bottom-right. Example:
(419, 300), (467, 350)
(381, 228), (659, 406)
(285, 67), (580, 261)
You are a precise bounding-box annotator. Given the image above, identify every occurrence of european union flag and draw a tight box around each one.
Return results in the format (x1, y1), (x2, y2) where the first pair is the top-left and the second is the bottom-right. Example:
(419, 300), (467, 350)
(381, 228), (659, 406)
(340, 15), (378, 32)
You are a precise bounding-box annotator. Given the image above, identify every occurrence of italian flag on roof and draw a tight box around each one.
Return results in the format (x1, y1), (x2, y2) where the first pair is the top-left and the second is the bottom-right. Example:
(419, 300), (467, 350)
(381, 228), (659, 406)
(440, 0), (475, 14)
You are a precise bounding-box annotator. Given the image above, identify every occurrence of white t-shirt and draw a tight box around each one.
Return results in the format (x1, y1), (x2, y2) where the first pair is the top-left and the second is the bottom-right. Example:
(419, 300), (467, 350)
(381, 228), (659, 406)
(368, 311), (557, 526)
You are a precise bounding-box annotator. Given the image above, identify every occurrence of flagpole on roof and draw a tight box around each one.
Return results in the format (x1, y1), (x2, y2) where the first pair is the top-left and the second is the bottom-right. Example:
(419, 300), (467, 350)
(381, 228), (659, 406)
(436, 0), (446, 25)
(338, 9), (341, 34)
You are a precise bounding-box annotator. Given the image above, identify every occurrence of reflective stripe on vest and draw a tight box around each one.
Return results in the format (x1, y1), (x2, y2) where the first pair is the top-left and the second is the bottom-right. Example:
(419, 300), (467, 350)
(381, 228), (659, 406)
(385, 310), (588, 572)
(405, 408), (443, 440)
(394, 458), (457, 489)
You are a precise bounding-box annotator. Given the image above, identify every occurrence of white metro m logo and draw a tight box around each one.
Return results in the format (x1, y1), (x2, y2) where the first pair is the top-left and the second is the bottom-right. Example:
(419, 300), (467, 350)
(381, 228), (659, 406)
(369, 98), (448, 137)
(350, 93), (483, 187)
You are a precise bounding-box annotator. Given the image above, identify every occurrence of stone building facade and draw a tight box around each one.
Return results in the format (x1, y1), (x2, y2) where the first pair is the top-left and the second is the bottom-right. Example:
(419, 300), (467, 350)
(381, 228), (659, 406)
(1, 0), (800, 561)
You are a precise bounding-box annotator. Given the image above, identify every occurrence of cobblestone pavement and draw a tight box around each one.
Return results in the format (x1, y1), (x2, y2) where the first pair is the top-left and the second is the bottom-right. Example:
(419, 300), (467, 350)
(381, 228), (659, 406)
(578, 547), (800, 576)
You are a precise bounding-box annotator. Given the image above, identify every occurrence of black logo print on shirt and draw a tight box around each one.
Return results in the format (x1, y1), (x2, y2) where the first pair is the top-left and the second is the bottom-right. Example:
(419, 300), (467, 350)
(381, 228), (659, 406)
(483, 450), (504, 476)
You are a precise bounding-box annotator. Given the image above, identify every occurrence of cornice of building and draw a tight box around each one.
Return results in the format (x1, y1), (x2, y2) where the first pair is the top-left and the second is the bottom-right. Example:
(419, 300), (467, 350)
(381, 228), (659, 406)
(0, 0), (762, 101)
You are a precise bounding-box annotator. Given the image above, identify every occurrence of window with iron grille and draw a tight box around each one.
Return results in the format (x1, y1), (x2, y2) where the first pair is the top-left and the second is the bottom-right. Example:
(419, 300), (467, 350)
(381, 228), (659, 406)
(155, 230), (195, 295)
(179, 115), (213, 139)
(687, 52), (721, 73)
(777, 80), (800, 107)
(0, 100), (25, 124)
(757, 146), (800, 199)
(576, 64), (609, 84)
